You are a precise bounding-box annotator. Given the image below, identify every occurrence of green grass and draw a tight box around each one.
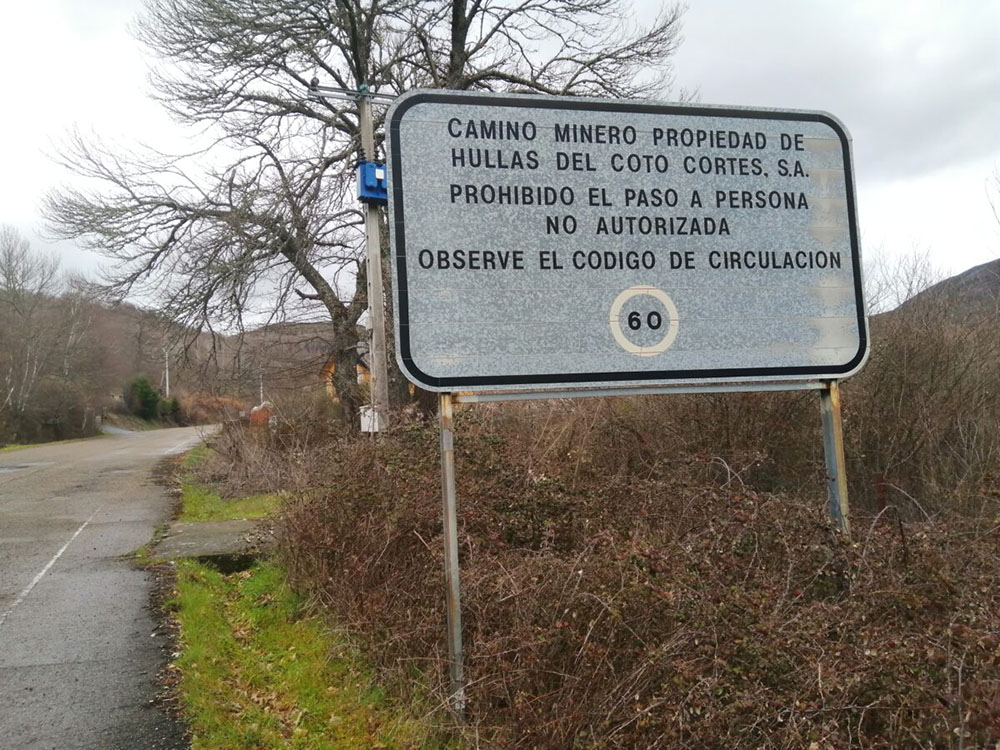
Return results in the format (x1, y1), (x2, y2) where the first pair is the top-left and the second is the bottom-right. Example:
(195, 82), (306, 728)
(1, 434), (105, 453)
(0, 443), (31, 454)
(167, 448), (448, 747)
(178, 447), (282, 522)
(179, 481), (283, 522)
(184, 444), (213, 469)
(177, 446), (282, 522)
(171, 560), (445, 750)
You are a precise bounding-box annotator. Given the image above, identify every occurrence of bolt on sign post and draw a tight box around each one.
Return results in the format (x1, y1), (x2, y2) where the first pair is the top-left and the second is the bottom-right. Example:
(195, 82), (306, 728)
(386, 90), (869, 717)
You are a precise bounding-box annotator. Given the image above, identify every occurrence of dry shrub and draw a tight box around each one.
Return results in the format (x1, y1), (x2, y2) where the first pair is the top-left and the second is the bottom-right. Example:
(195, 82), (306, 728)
(466, 394), (820, 495)
(178, 392), (246, 425)
(843, 295), (1000, 518)
(197, 402), (345, 497)
(278, 414), (1000, 749)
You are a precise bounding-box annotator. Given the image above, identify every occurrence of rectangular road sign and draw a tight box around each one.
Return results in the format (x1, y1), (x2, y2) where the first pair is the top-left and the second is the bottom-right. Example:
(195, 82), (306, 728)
(387, 90), (868, 392)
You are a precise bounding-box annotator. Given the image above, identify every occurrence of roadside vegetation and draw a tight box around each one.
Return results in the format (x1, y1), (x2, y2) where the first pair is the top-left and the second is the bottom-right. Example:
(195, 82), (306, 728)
(185, 278), (1000, 749)
(177, 480), (282, 523)
(170, 560), (445, 750)
(0, 225), (248, 449)
(0, 225), (102, 446)
(0, 434), (104, 453)
(160, 443), (447, 749)
(124, 376), (182, 423)
(269, 417), (999, 749)
(176, 446), (282, 522)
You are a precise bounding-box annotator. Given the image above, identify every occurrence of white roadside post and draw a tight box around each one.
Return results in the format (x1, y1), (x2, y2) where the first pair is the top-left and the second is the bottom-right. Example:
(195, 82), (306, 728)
(163, 347), (170, 399)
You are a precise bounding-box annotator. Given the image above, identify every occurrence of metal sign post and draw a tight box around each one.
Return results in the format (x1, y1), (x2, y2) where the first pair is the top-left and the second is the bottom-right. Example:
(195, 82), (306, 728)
(438, 393), (466, 718)
(820, 380), (851, 536)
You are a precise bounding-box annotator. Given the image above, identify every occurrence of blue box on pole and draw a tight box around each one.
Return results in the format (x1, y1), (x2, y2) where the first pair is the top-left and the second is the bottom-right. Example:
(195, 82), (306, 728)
(358, 161), (388, 204)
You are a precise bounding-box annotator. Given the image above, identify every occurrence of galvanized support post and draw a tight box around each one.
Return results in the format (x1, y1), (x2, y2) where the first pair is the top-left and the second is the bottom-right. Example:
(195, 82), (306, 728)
(358, 88), (390, 429)
(820, 380), (851, 537)
(438, 393), (466, 719)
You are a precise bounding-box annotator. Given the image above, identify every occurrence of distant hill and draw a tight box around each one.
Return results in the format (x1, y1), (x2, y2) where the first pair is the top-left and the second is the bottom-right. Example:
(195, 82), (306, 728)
(35, 292), (342, 411)
(79, 299), (216, 401)
(894, 257), (1000, 323)
(89, 305), (339, 400)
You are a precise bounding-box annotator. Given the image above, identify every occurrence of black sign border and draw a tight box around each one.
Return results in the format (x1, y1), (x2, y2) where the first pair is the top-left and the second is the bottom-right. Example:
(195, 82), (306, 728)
(389, 91), (868, 391)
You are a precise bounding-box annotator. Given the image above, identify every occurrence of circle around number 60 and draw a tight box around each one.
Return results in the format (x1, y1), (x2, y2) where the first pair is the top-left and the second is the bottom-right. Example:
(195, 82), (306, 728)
(609, 286), (680, 357)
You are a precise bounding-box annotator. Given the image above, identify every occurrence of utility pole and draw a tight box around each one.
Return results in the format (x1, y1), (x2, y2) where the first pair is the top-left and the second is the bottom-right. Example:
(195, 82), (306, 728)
(163, 347), (170, 398)
(308, 80), (393, 430)
(357, 88), (391, 430)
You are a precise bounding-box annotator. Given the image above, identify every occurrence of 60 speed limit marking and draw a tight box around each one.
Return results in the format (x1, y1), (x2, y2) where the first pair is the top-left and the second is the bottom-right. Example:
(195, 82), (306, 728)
(608, 286), (680, 357)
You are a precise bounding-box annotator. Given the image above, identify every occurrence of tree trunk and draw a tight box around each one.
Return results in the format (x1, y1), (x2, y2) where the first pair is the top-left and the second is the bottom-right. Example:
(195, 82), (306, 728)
(331, 346), (363, 433)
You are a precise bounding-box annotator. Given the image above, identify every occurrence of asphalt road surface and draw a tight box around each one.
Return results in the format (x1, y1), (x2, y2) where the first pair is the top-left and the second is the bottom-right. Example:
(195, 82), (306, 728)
(0, 427), (209, 750)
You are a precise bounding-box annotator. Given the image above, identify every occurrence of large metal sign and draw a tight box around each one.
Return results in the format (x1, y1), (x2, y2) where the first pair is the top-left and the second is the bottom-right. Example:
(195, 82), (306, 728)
(388, 90), (868, 392)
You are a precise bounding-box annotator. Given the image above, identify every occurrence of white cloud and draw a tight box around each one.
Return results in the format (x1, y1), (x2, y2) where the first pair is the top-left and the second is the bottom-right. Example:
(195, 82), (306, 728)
(860, 162), (1000, 273)
(665, 0), (999, 179)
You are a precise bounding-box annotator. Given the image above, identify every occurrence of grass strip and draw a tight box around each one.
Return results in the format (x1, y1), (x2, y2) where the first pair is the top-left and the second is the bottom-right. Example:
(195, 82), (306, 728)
(0, 443), (33, 453)
(0, 434), (105, 453)
(171, 559), (444, 750)
(178, 482), (283, 522)
(183, 444), (212, 469)
(178, 446), (284, 522)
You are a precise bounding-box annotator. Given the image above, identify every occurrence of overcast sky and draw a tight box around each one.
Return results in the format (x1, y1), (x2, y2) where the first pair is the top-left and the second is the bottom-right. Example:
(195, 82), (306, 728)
(1, 0), (998, 283)
(661, 0), (1000, 279)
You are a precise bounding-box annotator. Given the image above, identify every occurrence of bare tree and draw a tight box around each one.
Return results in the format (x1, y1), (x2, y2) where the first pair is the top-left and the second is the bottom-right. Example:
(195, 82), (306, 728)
(0, 227), (62, 425)
(45, 0), (685, 428)
(0, 226), (103, 442)
(863, 246), (942, 314)
(417, 0), (684, 94)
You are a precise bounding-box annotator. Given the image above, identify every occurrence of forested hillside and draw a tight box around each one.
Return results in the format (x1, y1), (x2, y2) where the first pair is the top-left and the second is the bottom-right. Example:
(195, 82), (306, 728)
(0, 226), (254, 443)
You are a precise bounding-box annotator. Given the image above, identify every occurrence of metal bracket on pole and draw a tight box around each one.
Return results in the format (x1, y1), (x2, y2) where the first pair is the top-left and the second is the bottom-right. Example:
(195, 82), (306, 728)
(307, 81), (395, 106)
(454, 379), (826, 404)
(439, 393), (466, 720)
(819, 380), (851, 538)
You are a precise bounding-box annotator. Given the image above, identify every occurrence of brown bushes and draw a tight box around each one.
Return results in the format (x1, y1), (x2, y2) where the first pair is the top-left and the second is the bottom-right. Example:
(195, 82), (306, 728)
(842, 299), (1000, 518)
(274, 416), (1000, 748)
(175, 393), (246, 425)
(214, 257), (1000, 746)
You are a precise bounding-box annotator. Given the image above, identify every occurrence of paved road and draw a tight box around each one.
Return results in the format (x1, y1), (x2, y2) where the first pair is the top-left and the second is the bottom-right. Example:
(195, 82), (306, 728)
(0, 427), (209, 750)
